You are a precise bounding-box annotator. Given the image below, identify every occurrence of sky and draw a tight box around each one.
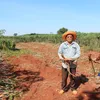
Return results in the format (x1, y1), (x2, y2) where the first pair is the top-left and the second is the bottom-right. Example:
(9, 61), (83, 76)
(0, 0), (100, 36)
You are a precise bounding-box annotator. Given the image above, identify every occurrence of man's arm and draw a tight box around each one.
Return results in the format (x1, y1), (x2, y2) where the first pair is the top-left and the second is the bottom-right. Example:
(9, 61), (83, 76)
(58, 53), (72, 61)
(58, 43), (64, 60)
(58, 43), (69, 61)
(58, 53), (64, 60)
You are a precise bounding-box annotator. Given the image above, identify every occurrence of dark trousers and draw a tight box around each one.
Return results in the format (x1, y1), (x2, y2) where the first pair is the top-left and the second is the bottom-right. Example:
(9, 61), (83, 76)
(61, 67), (76, 92)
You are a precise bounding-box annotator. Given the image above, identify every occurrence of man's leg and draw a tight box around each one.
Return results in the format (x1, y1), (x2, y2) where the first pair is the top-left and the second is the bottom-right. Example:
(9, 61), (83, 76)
(61, 67), (68, 92)
(69, 68), (76, 91)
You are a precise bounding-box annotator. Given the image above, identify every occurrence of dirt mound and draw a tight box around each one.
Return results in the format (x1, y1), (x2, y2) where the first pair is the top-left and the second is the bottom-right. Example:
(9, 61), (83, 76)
(9, 55), (43, 72)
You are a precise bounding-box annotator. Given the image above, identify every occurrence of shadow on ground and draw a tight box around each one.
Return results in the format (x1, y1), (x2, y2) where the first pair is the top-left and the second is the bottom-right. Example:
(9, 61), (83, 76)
(0, 61), (44, 92)
(13, 70), (44, 91)
(74, 74), (89, 90)
(64, 74), (89, 92)
(77, 88), (100, 100)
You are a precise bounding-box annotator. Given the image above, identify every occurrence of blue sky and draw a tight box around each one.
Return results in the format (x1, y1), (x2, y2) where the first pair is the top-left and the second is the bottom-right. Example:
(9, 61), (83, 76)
(0, 0), (100, 36)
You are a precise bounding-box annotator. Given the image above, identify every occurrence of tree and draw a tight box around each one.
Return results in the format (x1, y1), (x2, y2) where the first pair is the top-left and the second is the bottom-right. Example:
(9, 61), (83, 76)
(0, 29), (6, 36)
(14, 33), (18, 36)
(57, 27), (68, 34)
(30, 33), (36, 35)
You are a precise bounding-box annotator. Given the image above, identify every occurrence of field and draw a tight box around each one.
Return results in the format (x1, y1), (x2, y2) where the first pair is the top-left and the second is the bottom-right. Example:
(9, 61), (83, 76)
(0, 33), (100, 100)
(0, 32), (100, 51)
(0, 42), (100, 100)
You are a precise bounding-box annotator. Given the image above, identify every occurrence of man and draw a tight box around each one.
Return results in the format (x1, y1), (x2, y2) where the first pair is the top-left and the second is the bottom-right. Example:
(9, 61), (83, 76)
(58, 31), (81, 94)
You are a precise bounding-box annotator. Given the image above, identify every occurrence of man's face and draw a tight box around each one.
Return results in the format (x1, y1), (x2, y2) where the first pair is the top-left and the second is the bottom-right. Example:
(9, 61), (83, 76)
(65, 34), (74, 43)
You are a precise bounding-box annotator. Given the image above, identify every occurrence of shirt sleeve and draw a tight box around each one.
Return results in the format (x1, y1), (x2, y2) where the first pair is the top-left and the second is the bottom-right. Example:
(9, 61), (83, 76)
(58, 43), (63, 54)
(58, 43), (64, 59)
(71, 43), (81, 60)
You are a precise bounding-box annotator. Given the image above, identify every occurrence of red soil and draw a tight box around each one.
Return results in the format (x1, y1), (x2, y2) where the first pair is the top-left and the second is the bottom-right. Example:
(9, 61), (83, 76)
(7, 42), (100, 100)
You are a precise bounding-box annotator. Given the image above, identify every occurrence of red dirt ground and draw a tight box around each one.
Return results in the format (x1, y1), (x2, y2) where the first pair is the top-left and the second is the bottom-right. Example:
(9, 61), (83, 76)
(8, 42), (100, 100)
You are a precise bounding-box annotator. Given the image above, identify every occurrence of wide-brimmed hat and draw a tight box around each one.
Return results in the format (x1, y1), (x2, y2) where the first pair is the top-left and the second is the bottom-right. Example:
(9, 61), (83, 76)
(62, 31), (76, 41)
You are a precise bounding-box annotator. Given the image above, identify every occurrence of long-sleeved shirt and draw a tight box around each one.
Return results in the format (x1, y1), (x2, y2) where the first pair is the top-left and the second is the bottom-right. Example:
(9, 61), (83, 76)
(58, 41), (80, 68)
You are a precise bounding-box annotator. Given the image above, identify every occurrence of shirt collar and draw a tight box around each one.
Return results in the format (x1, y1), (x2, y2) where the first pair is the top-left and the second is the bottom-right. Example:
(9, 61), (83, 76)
(64, 41), (75, 45)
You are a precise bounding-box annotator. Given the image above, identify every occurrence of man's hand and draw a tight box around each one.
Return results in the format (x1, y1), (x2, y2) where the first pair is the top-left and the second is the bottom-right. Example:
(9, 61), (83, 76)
(64, 57), (72, 61)
(63, 58), (72, 64)
(59, 58), (64, 61)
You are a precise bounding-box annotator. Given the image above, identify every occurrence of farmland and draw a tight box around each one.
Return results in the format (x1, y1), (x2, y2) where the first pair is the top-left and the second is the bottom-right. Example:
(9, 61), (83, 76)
(0, 33), (100, 100)
(0, 32), (100, 51)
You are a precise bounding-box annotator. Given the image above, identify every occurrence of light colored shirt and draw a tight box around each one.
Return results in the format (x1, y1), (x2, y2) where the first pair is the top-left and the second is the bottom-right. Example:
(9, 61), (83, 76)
(58, 41), (80, 68)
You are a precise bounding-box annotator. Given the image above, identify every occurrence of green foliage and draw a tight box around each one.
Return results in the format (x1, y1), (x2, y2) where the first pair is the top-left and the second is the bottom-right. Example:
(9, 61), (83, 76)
(0, 32), (100, 51)
(0, 39), (16, 50)
(13, 34), (63, 43)
(0, 29), (6, 36)
(0, 71), (22, 100)
(57, 27), (68, 34)
(76, 32), (100, 51)
(3, 49), (33, 57)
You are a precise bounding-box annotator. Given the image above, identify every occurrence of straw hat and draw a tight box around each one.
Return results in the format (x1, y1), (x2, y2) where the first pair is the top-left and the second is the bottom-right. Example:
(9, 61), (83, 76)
(62, 31), (77, 41)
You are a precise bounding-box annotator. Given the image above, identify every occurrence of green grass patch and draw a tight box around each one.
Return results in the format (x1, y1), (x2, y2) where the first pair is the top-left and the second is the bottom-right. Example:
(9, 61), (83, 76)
(1, 49), (33, 57)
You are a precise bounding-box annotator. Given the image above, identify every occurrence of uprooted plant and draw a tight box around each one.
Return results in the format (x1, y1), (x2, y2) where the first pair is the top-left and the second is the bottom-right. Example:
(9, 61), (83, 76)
(0, 60), (44, 100)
